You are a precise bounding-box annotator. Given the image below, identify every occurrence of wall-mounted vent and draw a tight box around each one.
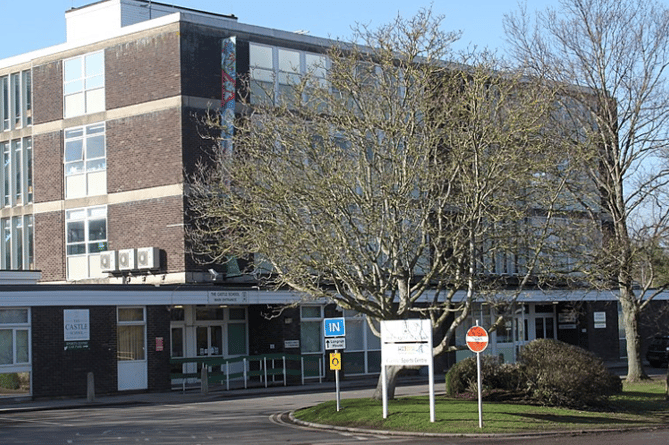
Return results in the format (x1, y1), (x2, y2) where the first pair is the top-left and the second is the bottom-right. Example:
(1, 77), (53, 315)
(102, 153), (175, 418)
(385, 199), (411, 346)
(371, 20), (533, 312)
(137, 247), (160, 270)
(118, 248), (136, 270)
(100, 251), (118, 272)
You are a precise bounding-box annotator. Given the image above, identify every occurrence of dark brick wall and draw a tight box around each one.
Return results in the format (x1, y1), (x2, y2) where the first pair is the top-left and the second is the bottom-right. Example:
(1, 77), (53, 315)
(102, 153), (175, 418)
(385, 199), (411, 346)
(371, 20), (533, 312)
(31, 305), (171, 398)
(108, 197), (185, 273)
(147, 305), (171, 391)
(32, 61), (63, 125)
(32, 306), (117, 399)
(34, 211), (65, 282)
(33, 131), (63, 204)
(106, 109), (183, 192)
(180, 23), (225, 101)
(105, 31), (181, 110)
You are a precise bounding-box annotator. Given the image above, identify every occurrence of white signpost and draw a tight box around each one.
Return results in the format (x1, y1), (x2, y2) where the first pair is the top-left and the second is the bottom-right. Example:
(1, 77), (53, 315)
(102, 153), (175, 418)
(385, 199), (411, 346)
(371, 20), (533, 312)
(466, 323), (489, 429)
(381, 319), (435, 422)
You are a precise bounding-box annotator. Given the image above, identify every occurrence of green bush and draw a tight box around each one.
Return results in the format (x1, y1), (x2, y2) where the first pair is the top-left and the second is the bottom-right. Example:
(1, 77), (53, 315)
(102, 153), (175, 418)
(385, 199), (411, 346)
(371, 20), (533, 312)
(518, 339), (622, 408)
(445, 354), (519, 396)
(0, 373), (20, 390)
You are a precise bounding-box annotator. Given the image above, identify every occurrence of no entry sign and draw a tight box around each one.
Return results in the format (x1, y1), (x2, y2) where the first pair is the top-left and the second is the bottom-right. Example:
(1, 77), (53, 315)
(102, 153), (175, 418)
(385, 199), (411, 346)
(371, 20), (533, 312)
(466, 326), (489, 353)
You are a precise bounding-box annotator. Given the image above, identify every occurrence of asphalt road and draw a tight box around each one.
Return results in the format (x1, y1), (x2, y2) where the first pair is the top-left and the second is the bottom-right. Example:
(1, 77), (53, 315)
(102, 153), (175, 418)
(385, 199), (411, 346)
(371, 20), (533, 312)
(0, 384), (667, 444)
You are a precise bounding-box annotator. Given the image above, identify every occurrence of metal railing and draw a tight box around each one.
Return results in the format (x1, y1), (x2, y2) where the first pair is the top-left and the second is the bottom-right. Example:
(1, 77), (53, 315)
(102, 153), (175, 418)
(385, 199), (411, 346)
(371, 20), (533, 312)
(169, 353), (323, 392)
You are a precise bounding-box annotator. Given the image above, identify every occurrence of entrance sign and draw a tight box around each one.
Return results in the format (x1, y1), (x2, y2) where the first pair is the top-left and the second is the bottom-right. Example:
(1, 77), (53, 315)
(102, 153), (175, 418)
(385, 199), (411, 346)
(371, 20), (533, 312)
(64, 309), (90, 350)
(323, 318), (345, 337)
(323, 317), (345, 411)
(325, 337), (346, 350)
(466, 325), (489, 353)
(381, 319), (435, 422)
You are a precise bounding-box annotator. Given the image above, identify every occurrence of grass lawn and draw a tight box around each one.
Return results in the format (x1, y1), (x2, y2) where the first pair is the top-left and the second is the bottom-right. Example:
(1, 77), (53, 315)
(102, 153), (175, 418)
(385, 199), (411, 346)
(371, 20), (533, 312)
(293, 380), (669, 434)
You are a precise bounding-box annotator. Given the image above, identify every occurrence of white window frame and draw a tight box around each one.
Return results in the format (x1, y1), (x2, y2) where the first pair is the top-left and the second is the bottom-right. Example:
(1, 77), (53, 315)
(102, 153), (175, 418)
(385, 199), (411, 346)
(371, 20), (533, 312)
(0, 71), (31, 131)
(64, 122), (106, 198)
(0, 137), (32, 208)
(0, 308), (31, 371)
(249, 43), (328, 106)
(63, 51), (105, 118)
(0, 215), (33, 271)
(65, 205), (108, 280)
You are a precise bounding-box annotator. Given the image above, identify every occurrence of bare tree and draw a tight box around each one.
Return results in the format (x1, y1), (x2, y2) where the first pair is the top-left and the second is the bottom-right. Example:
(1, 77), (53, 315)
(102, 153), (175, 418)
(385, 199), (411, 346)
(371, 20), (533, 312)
(188, 9), (569, 398)
(505, 0), (669, 381)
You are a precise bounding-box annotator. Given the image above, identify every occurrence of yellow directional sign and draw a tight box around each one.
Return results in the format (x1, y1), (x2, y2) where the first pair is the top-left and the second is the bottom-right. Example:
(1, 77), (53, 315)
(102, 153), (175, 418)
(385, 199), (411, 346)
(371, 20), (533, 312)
(330, 352), (341, 371)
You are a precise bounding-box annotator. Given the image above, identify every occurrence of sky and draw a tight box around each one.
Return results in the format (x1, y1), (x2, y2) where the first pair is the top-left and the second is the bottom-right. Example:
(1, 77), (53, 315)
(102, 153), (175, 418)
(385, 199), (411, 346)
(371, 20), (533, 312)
(0, 0), (565, 61)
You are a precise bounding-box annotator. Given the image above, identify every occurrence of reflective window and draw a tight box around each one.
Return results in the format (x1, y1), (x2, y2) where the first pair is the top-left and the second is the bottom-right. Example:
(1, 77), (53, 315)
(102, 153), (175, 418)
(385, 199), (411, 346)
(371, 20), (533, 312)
(64, 123), (106, 198)
(63, 51), (105, 118)
(65, 205), (107, 280)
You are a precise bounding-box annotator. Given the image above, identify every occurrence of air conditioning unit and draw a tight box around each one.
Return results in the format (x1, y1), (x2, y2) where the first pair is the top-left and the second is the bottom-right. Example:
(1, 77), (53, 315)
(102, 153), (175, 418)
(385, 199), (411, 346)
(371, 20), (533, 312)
(137, 247), (160, 270)
(118, 248), (136, 270)
(100, 251), (118, 272)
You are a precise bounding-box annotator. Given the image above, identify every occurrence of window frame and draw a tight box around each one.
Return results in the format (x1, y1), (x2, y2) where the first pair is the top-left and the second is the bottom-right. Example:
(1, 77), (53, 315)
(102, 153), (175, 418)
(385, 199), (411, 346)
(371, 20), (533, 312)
(63, 51), (105, 118)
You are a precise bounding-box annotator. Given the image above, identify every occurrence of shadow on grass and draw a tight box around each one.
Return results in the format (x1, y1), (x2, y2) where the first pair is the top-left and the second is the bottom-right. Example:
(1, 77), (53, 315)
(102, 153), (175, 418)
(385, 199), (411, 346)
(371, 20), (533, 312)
(502, 411), (649, 425)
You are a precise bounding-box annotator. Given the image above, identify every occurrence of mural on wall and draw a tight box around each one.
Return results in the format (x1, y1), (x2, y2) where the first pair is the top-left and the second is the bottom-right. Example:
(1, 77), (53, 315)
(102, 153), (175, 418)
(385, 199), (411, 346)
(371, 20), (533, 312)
(221, 36), (236, 153)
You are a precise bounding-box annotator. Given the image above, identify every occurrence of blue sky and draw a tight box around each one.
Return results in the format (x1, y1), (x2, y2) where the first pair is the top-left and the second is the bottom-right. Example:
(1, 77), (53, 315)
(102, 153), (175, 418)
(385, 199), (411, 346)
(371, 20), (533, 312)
(0, 0), (564, 61)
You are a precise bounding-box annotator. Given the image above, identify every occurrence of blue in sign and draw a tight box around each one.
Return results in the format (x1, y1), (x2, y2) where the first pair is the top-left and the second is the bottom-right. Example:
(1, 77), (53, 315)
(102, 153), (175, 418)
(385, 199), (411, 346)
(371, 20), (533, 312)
(324, 317), (346, 337)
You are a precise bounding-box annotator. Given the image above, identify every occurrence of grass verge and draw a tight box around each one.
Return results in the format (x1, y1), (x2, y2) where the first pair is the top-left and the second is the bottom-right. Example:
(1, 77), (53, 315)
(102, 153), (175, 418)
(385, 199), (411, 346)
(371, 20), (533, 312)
(294, 380), (668, 434)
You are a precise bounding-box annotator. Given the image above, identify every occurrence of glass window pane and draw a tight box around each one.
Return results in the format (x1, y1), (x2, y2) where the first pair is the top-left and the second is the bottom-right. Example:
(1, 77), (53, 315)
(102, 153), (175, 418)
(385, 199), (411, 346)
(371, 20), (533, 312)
(65, 139), (83, 162)
(65, 128), (84, 139)
(301, 306), (321, 319)
(84, 52), (104, 76)
(85, 88), (105, 114)
(346, 319), (365, 350)
(278, 49), (300, 72)
(65, 93), (85, 117)
(86, 159), (106, 172)
(67, 244), (86, 255)
(195, 306), (223, 320)
(171, 328), (183, 357)
(67, 221), (85, 243)
(300, 321), (321, 353)
(0, 330), (12, 364)
(0, 309), (28, 324)
(16, 329), (28, 363)
(306, 54), (326, 78)
(229, 308), (246, 320)
(85, 75), (104, 90)
(228, 323), (246, 355)
(250, 44), (273, 69)
(117, 325), (144, 360)
(64, 58), (82, 83)
(86, 135), (105, 158)
(63, 80), (84, 95)
(88, 218), (106, 241)
(118, 308), (144, 322)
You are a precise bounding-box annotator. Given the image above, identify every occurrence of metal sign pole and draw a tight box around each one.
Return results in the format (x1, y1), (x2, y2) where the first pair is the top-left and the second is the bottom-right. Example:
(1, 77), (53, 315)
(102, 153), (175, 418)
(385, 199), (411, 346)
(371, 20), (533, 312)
(477, 351), (483, 428)
(335, 349), (341, 412)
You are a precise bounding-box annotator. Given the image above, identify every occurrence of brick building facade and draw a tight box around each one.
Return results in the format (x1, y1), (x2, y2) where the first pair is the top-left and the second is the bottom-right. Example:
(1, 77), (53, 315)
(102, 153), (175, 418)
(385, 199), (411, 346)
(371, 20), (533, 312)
(0, 0), (667, 399)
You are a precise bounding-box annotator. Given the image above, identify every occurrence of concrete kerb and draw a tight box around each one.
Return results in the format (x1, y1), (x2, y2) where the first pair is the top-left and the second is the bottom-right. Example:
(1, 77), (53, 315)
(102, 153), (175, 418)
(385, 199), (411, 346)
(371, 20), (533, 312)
(287, 411), (669, 439)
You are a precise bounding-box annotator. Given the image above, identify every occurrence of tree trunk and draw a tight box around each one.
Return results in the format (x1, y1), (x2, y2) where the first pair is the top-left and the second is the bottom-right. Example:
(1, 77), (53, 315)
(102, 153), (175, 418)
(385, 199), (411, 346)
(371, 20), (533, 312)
(371, 365), (403, 401)
(619, 286), (648, 382)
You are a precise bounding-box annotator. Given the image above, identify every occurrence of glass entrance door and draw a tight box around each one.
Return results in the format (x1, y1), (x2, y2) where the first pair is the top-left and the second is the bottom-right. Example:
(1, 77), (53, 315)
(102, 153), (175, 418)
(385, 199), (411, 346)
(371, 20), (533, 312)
(197, 325), (223, 357)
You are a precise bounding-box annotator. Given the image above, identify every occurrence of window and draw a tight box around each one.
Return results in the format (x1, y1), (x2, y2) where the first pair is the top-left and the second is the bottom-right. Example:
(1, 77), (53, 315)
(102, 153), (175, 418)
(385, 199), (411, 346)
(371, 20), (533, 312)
(0, 71), (30, 131)
(249, 43), (327, 106)
(0, 308), (30, 367)
(117, 307), (145, 361)
(64, 123), (106, 198)
(300, 306), (323, 354)
(0, 137), (33, 207)
(66, 205), (107, 280)
(0, 215), (33, 270)
(63, 51), (105, 118)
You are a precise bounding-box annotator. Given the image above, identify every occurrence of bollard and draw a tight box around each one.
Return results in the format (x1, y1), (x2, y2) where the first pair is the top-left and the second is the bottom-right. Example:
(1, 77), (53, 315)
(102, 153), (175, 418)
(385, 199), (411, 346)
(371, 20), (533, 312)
(201, 365), (209, 395)
(87, 372), (95, 402)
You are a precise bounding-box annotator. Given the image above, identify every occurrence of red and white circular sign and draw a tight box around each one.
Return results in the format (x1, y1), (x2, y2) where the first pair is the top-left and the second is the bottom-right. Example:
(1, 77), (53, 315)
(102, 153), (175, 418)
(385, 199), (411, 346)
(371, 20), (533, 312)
(466, 326), (489, 353)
